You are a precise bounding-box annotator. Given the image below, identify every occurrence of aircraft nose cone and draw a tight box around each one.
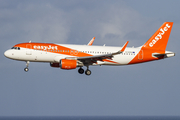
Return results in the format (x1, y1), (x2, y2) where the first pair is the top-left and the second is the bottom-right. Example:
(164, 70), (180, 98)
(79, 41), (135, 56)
(4, 50), (11, 58)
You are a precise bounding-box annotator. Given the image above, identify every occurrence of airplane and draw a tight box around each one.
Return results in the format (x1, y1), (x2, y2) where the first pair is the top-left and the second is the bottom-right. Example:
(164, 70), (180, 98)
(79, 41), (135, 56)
(4, 22), (175, 75)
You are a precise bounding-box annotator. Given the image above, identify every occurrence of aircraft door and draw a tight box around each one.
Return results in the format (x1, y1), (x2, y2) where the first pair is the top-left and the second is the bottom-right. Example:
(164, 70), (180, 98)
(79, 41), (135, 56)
(138, 50), (143, 60)
(26, 44), (32, 55)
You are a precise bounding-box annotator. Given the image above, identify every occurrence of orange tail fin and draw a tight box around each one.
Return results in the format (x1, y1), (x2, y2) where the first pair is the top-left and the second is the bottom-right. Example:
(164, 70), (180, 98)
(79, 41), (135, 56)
(142, 22), (173, 51)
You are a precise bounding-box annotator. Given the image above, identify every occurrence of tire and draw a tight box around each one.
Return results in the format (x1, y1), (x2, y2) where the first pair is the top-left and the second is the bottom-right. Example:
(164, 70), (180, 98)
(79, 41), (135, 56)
(85, 70), (91, 76)
(24, 68), (29, 72)
(78, 68), (84, 74)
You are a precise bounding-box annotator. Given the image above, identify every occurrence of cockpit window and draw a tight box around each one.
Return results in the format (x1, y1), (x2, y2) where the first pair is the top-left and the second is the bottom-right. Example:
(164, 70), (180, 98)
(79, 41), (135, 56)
(11, 47), (20, 50)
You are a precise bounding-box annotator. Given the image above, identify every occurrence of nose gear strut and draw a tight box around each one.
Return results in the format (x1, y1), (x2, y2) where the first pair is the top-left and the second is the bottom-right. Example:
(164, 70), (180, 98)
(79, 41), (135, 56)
(24, 61), (29, 72)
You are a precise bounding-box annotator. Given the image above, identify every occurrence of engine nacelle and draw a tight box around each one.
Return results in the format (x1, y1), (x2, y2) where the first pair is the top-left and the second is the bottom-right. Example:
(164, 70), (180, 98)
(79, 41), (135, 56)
(50, 63), (60, 68)
(60, 59), (83, 70)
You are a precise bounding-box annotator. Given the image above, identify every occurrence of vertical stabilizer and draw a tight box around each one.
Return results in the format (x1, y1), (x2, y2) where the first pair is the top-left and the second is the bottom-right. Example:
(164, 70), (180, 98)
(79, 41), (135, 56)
(142, 22), (173, 51)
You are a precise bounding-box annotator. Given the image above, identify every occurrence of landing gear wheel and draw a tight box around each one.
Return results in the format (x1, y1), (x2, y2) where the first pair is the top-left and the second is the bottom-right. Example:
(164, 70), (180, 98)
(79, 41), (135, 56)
(24, 61), (30, 72)
(24, 67), (29, 72)
(85, 69), (91, 76)
(78, 68), (84, 74)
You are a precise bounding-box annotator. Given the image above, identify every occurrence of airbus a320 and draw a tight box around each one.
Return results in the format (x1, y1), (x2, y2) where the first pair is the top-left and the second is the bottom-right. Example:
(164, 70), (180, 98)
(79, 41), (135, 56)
(4, 22), (175, 75)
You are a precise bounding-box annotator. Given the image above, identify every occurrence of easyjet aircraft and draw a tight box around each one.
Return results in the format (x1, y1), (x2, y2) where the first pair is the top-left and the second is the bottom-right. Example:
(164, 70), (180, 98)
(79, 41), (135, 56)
(4, 22), (175, 75)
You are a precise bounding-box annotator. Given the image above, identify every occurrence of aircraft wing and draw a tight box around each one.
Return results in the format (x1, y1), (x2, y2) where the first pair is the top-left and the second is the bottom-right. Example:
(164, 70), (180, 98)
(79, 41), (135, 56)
(76, 41), (129, 64)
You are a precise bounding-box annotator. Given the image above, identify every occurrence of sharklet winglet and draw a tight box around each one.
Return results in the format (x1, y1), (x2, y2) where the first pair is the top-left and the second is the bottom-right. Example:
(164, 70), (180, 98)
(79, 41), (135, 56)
(112, 41), (129, 55)
(87, 37), (95, 46)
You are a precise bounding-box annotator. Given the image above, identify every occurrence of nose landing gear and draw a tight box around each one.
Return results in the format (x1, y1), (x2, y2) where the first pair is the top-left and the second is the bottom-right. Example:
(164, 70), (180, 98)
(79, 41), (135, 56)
(24, 61), (29, 72)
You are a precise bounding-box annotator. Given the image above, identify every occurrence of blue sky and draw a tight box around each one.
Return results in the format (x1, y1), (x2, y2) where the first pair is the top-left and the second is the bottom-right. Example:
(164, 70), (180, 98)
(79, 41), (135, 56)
(0, 0), (180, 116)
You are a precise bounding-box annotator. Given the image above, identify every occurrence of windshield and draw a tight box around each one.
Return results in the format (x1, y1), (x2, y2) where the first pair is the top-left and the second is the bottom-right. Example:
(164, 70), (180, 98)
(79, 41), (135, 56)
(11, 47), (20, 50)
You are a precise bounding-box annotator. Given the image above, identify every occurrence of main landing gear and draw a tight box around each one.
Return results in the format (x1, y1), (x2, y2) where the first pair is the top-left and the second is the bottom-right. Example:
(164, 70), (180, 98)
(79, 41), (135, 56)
(78, 66), (91, 76)
(24, 61), (29, 72)
(78, 67), (84, 74)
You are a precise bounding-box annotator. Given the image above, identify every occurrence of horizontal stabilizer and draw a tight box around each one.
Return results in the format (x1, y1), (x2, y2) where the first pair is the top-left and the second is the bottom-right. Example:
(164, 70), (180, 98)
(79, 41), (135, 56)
(153, 52), (175, 58)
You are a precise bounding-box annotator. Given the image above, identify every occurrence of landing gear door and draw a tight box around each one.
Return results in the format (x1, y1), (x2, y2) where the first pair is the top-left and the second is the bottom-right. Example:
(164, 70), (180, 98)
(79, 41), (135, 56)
(26, 44), (32, 55)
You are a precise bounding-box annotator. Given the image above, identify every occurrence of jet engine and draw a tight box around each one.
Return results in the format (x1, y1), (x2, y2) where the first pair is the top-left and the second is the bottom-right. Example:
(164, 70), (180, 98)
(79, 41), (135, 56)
(60, 59), (83, 70)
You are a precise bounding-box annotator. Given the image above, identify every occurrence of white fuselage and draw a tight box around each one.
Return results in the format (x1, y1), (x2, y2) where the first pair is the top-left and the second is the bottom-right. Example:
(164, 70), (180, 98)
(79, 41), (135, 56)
(4, 44), (141, 66)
